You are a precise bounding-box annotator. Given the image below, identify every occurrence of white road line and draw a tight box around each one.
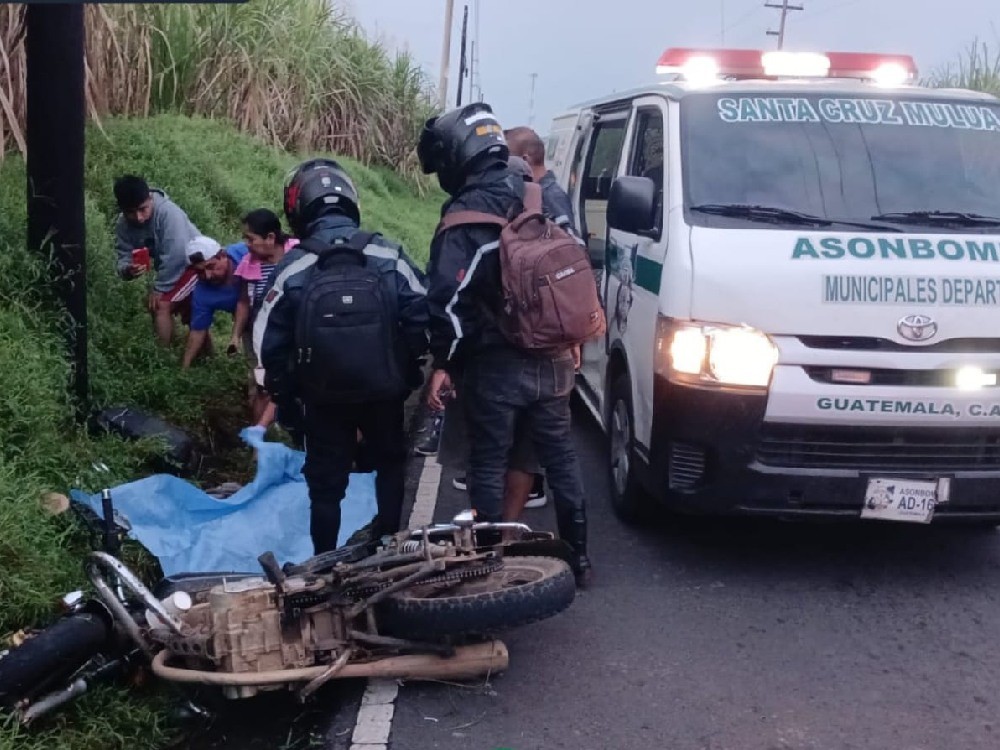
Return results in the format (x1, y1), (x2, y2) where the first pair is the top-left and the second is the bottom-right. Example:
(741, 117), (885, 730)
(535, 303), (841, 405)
(410, 456), (442, 529)
(348, 454), (442, 750)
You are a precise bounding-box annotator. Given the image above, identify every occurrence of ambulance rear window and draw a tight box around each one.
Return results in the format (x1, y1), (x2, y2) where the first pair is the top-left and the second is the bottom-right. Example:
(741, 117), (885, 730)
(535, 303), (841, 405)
(680, 92), (1000, 232)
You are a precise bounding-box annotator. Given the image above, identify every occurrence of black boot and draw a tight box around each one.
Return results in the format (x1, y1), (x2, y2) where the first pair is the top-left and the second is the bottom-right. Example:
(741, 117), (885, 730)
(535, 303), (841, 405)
(556, 508), (593, 588)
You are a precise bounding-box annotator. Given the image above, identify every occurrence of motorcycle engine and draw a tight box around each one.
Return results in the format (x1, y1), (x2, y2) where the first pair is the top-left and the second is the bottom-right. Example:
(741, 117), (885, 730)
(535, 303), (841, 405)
(161, 574), (346, 698)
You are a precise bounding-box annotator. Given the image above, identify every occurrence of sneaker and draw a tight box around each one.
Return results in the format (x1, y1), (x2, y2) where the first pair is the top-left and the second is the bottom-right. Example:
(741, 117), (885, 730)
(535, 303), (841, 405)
(452, 474), (547, 505)
(413, 412), (444, 457)
(524, 475), (547, 509)
(413, 435), (440, 457)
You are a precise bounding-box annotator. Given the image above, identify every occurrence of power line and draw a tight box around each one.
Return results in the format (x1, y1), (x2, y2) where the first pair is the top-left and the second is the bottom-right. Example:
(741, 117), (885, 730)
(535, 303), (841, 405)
(723, 2), (765, 37)
(468, 40), (476, 101)
(765, 0), (803, 49)
(456, 4), (468, 106)
(792, 0), (860, 25)
(472, 0), (482, 101)
(528, 72), (538, 128)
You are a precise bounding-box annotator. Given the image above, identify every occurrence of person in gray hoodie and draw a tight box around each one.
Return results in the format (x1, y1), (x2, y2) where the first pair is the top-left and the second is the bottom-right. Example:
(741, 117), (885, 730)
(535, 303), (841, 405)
(113, 175), (202, 345)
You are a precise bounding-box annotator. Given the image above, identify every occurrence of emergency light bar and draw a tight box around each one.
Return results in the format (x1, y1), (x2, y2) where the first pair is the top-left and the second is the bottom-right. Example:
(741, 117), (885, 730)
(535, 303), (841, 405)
(656, 48), (918, 86)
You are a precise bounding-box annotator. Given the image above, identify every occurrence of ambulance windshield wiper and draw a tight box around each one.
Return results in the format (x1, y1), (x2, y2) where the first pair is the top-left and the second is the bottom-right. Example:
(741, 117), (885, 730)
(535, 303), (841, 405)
(691, 203), (899, 231)
(870, 210), (1000, 227)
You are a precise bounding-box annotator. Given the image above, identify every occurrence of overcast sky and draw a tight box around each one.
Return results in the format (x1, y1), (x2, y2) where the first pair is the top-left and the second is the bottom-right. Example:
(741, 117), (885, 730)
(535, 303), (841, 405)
(343, 0), (998, 133)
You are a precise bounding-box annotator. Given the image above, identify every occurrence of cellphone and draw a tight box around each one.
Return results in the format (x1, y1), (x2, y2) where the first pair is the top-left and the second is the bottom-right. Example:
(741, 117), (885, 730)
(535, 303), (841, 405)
(131, 247), (151, 271)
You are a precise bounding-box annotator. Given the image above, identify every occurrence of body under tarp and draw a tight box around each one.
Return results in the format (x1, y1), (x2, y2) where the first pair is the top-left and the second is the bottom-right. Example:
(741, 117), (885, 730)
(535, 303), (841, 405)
(71, 426), (378, 576)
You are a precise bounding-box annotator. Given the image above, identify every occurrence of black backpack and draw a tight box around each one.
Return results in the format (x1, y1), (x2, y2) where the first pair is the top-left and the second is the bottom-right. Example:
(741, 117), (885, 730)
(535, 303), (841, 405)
(293, 231), (407, 404)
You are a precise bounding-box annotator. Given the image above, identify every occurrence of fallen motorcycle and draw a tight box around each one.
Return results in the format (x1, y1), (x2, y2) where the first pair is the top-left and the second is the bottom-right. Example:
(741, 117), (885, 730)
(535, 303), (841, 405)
(0, 490), (576, 725)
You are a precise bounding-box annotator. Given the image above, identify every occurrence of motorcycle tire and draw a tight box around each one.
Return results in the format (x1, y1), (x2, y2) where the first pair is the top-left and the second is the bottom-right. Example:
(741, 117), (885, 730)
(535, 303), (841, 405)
(376, 556), (576, 639)
(0, 612), (111, 707)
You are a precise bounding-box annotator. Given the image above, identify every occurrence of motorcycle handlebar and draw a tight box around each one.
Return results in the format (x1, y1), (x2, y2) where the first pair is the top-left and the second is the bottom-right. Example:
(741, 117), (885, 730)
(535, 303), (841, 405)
(85, 551), (186, 657)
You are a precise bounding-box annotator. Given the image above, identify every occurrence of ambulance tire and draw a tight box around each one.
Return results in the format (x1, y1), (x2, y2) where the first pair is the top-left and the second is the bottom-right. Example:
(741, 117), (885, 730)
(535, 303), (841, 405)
(607, 374), (652, 525)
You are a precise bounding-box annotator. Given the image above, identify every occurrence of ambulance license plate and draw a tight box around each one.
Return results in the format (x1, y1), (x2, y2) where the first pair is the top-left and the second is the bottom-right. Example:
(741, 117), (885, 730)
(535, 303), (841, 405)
(861, 477), (938, 524)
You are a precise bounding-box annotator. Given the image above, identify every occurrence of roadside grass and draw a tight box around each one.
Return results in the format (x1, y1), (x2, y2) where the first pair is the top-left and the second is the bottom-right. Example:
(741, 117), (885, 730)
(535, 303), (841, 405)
(0, 0), (438, 178)
(0, 114), (441, 750)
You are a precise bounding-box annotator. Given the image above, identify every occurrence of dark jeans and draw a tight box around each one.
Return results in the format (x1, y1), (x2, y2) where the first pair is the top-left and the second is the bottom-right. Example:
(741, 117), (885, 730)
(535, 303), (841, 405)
(463, 347), (584, 521)
(302, 398), (407, 554)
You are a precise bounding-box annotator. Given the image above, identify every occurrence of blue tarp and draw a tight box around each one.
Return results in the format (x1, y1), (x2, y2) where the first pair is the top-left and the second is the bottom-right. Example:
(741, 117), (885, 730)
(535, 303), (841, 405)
(70, 426), (378, 576)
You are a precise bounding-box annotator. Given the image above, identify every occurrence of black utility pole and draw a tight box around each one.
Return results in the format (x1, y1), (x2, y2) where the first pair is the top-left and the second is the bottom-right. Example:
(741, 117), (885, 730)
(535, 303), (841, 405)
(26, 4), (88, 417)
(456, 4), (469, 107)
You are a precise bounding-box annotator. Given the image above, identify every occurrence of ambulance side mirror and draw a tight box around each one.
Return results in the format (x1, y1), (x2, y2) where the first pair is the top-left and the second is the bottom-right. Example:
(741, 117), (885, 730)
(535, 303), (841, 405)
(607, 176), (658, 238)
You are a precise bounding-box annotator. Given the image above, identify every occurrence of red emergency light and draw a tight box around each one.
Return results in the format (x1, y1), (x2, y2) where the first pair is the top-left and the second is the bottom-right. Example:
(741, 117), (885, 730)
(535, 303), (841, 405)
(656, 48), (918, 85)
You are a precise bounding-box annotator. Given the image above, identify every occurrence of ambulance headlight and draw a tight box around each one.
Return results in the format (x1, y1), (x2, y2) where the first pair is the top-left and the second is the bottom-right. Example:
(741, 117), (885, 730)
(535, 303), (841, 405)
(661, 321), (778, 389)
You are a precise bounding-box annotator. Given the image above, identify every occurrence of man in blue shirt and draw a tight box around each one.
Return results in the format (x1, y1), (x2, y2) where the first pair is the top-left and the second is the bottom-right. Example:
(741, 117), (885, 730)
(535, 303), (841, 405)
(181, 236), (249, 370)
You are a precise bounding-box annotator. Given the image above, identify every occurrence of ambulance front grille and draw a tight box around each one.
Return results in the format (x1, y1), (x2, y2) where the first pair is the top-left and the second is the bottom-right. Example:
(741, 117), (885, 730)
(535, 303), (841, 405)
(803, 366), (1000, 388)
(797, 336), (1000, 354)
(756, 425), (1000, 472)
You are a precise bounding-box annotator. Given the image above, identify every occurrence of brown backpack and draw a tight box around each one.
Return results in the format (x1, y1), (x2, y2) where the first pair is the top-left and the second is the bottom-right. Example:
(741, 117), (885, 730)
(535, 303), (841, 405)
(436, 181), (607, 352)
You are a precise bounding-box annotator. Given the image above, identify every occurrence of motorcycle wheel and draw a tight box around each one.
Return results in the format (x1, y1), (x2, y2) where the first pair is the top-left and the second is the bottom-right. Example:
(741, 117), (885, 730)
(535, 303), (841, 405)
(0, 612), (111, 707)
(376, 556), (576, 639)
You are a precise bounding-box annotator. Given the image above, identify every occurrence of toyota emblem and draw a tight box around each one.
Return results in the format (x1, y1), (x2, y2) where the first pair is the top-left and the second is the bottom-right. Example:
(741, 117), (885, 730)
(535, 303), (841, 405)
(897, 314), (938, 343)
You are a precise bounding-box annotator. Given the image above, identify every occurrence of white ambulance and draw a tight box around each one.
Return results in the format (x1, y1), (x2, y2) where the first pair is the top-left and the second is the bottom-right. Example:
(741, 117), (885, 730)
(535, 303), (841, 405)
(546, 47), (1000, 527)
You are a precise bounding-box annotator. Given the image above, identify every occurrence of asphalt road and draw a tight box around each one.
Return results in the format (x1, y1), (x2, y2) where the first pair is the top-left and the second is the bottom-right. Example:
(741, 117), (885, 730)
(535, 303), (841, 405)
(194, 398), (1000, 750)
(385, 399), (1000, 750)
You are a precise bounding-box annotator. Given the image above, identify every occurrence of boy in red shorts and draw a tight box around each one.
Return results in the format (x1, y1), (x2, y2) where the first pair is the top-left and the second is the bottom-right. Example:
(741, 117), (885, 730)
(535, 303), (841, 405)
(113, 175), (202, 346)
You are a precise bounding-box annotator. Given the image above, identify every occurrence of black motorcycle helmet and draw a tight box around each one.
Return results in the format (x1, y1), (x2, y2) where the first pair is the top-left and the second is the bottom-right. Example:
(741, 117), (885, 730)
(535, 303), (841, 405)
(283, 158), (361, 236)
(417, 102), (508, 195)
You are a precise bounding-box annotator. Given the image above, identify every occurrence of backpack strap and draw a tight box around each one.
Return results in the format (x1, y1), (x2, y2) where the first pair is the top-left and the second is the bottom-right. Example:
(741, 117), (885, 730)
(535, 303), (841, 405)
(435, 182), (549, 237)
(296, 236), (331, 256)
(298, 230), (381, 268)
(509, 182), (548, 232)
(343, 230), (378, 253)
(522, 181), (544, 215)
(434, 210), (508, 238)
(297, 230), (379, 254)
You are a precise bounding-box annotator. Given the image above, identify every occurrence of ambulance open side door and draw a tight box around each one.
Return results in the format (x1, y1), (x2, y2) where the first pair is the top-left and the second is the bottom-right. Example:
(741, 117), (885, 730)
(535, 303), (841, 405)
(571, 106), (632, 419)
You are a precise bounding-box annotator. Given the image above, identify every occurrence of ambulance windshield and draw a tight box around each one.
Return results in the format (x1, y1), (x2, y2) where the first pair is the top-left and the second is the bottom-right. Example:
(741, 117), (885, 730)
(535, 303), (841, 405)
(681, 92), (1000, 232)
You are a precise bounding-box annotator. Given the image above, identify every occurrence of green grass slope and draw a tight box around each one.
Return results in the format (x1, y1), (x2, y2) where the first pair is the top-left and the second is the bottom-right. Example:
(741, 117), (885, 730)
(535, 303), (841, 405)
(0, 114), (441, 749)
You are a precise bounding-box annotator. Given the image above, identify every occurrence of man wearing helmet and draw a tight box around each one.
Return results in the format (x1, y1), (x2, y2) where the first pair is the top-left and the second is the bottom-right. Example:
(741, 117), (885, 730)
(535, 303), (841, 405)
(448, 155), (578, 514)
(253, 159), (429, 554)
(418, 102), (593, 587)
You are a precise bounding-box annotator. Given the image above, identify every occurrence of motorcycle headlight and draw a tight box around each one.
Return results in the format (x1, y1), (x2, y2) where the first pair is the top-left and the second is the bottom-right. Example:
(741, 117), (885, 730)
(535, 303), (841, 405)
(660, 320), (778, 389)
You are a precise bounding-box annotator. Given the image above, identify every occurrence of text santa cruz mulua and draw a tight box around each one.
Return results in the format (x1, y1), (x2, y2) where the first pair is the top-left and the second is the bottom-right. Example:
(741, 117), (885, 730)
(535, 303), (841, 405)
(718, 96), (1000, 130)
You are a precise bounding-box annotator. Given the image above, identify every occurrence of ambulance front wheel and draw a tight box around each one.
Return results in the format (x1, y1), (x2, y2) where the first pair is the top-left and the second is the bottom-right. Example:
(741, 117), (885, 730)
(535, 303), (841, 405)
(607, 374), (652, 524)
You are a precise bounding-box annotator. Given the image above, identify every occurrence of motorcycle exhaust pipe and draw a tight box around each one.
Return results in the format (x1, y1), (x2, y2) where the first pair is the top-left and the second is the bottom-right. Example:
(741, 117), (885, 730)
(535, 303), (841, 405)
(150, 640), (509, 687)
(19, 677), (89, 725)
(18, 654), (130, 725)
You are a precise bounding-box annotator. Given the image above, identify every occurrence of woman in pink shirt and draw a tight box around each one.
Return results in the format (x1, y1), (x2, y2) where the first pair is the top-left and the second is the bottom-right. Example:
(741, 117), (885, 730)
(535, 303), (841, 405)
(230, 208), (298, 429)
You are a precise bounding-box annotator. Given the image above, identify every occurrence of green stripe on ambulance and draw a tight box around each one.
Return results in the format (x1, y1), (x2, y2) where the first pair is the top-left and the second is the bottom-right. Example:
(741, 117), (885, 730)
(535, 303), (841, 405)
(792, 236), (1000, 261)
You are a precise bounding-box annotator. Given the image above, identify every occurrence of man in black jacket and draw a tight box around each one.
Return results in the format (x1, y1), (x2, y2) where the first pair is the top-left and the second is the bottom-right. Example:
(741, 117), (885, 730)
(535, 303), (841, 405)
(254, 159), (429, 554)
(418, 103), (592, 586)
